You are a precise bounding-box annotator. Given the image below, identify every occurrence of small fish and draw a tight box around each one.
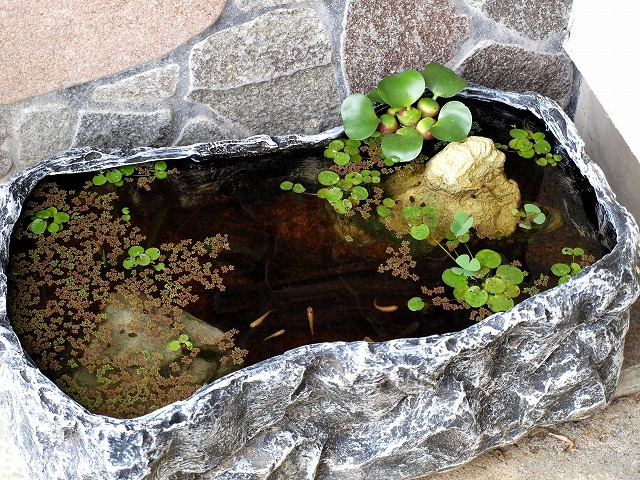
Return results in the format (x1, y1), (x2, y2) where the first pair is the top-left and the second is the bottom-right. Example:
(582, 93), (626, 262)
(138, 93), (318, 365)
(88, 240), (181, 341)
(373, 297), (398, 312)
(250, 309), (275, 328)
(307, 306), (314, 338)
(263, 329), (285, 341)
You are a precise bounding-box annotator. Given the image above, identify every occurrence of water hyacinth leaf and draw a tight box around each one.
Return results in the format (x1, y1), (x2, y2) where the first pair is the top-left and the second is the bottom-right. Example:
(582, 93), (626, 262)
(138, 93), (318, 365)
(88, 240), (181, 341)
(476, 249), (502, 269)
(381, 128), (424, 162)
(487, 294), (514, 312)
(318, 170), (340, 186)
(407, 296), (426, 312)
(292, 183), (306, 194)
(410, 224), (430, 240)
(422, 63), (467, 99)
(496, 264), (525, 285)
(464, 286), (488, 308)
(167, 340), (181, 351)
(279, 181), (294, 191)
(341, 93), (380, 140)
(367, 88), (385, 104)
(92, 174), (107, 186)
(430, 101), (472, 142)
(29, 218), (47, 234)
(377, 70), (425, 107)
(442, 268), (468, 288)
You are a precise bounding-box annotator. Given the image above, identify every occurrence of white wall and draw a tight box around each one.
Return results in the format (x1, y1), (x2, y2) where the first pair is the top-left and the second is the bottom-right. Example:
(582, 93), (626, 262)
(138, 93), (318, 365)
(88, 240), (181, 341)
(564, 1), (640, 161)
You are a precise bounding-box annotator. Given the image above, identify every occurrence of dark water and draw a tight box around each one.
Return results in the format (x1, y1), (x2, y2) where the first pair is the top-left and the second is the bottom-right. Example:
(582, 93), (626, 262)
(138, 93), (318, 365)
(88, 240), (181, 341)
(8, 99), (609, 372)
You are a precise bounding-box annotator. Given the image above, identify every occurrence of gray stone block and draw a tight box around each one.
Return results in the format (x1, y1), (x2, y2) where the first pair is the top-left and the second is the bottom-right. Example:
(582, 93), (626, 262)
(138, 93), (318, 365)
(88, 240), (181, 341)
(188, 8), (332, 91)
(0, 151), (11, 178)
(343, 0), (471, 94)
(175, 115), (236, 145)
(72, 109), (173, 149)
(92, 64), (181, 103)
(460, 42), (574, 108)
(188, 66), (341, 135)
(473, 0), (572, 41)
(17, 104), (72, 164)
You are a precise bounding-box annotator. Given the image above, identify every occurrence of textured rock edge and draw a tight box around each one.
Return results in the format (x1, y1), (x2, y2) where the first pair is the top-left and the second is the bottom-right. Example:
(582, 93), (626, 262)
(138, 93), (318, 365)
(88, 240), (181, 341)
(0, 87), (639, 480)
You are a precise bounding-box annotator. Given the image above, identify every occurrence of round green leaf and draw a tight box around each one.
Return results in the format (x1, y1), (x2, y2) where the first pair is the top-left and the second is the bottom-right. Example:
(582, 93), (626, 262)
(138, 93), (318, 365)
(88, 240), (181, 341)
(154, 161), (167, 171)
(464, 286), (488, 308)
(422, 63), (467, 99)
(119, 165), (135, 176)
(53, 212), (70, 224)
(483, 276), (506, 294)
(280, 181), (294, 191)
(128, 245), (144, 257)
(345, 172), (363, 185)
(145, 247), (161, 260)
(377, 70), (425, 107)
(106, 169), (123, 184)
(92, 174), (107, 186)
(121, 207), (130, 214)
(376, 205), (392, 217)
(410, 224), (430, 240)
(476, 249), (502, 269)
(341, 93), (380, 140)
(496, 264), (525, 284)
(534, 139), (551, 154)
(510, 128), (529, 139)
(167, 340), (181, 351)
(350, 186), (369, 201)
(29, 218), (47, 234)
(178, 334), (190, 343)
(47, 222), (60, 233)
(504, 284), (520, 298)
(519, 149), (535, 159)
(332, 199), (353, 214)
(430, 101), (472, 142)
(551, 263), (572, 276)
(380, 129), (424, 162)
(334, 152), (350, 166)
(154, 170), (168, 180)
(442, 268), (468, 288)
(573, 247), (585, 256)
(137, 253), (151, 266)
(487, 294), (514, 312)
(123, 258), (136, 269)
(326, 187), (343, 202)
(318, 170), (340, 186)
(292, 183), (306, 194)
(407, 296), (426, 312)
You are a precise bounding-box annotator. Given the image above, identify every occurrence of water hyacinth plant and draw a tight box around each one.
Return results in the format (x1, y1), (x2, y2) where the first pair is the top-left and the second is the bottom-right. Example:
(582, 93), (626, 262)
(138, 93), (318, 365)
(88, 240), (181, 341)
(340, 63), (472, 162)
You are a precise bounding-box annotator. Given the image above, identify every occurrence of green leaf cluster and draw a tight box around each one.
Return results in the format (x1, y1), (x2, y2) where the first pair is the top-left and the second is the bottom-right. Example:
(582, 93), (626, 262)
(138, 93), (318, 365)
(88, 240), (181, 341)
(550, 246), (587, 285)
(323, 139), (363, 166)
(28, 207), (71, 234)
(167, 334), (193, 352)
(123, 245), (164, 271)
(92, 165), (135, 186)
(512, 203), (546, 229)
(496, 128), (561, 167)
(340, 63), (472, 163)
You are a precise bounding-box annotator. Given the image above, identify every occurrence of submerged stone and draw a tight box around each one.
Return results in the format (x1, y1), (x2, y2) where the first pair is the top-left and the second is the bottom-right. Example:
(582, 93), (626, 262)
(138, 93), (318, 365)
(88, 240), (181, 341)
(386, 136), (520, 239)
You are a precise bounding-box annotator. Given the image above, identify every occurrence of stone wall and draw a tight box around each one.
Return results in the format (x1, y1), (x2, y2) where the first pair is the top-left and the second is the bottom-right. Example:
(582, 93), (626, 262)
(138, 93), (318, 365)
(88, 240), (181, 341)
(0, 0), (574, 182)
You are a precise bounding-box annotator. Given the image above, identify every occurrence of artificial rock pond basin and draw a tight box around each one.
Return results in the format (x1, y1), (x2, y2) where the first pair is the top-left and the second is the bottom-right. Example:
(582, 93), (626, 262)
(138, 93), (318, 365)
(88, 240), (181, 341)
(1, 87), (639, 479)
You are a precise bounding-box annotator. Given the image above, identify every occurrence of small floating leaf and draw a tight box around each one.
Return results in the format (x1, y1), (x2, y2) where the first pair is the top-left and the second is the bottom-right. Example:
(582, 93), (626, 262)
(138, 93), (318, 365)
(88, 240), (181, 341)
(318, 170), (340, 186)
(167, 340), (181, 351)
(28, 218), (48, 234)
(487, 294), (514, 312)
(410, 224), (430, 241)
(407, 296), (426, 312)
(551, 263), (572, 276)
(464, 286), (488, 308)
(92, 174), (107, 186)
(292, 183), (306, 194)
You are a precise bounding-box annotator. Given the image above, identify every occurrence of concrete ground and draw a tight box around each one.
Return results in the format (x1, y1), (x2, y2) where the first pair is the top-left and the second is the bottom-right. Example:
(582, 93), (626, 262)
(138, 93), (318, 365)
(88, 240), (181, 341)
(1, 2), (639, 478)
